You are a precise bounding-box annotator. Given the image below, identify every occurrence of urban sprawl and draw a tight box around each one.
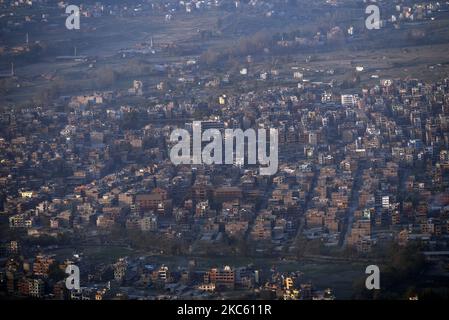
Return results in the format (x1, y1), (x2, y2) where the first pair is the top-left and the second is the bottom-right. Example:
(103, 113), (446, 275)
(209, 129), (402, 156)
(1, 0), (449, 300)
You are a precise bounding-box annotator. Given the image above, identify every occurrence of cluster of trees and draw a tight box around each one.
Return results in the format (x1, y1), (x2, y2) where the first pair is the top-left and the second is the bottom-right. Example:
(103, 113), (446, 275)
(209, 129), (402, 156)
(119, 109), (149, 130)
(294, 236), (327, 258)
(352, 243), (428, 299)
(23, 233), (74, 247)
(340, 72), (361, 89)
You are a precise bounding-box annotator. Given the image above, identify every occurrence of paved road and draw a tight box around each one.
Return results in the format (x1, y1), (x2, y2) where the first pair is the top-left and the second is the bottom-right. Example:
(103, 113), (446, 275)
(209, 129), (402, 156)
(339, 160), (366, 248)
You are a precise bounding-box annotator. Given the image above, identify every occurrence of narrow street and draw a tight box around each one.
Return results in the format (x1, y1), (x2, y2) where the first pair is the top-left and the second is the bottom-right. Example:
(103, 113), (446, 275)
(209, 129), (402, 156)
(339, 160), (366, 248)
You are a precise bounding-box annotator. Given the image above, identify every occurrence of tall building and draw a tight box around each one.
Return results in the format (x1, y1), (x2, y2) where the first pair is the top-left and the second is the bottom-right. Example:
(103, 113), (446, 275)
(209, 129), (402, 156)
(341, 94), (356, 107)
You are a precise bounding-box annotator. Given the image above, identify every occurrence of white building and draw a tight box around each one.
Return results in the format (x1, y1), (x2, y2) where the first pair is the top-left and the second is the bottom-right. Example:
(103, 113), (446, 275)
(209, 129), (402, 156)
(341, 94), (356, 107)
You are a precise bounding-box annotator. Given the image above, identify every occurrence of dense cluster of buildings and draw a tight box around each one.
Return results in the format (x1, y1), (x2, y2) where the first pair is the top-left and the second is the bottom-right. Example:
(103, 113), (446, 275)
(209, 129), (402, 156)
(1, 0), (449, 300)
(2, 69), (449, 298)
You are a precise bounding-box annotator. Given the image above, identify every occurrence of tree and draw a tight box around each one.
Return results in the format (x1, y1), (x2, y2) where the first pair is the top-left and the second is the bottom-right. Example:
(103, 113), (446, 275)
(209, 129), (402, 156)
(96, 68), (117, 88)
(48, 262), (66, 282)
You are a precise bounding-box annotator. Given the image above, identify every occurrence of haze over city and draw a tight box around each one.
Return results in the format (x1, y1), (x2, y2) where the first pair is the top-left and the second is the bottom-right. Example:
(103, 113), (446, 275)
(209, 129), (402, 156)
(1, 0), (449, 302)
